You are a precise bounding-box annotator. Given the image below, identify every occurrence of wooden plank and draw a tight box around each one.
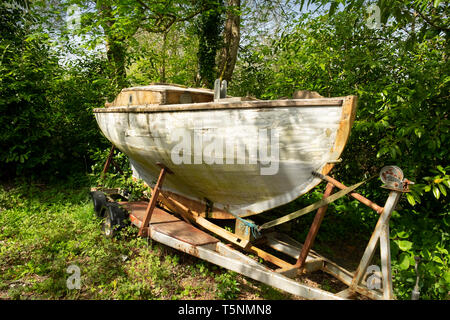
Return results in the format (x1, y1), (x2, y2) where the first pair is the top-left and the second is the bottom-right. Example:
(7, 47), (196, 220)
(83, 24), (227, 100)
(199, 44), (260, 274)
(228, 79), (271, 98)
(106, 85), (215, 107)
(159, 193), (251, 248)
(124, 202), (180, 225)
(321, 261), (354, 286)
(276, 258), (324, 278)
(126, 203), (218, 246)
(380, 223), (393, 299)
(336, 288), (356, 299)
(96, 97), (345, 113)
(151, 221), (218, 246)
(159, 192), (296, 270)
(265, 233), (322, 260)
(248, 246), (294, 270)
(216, 242), (266, 270)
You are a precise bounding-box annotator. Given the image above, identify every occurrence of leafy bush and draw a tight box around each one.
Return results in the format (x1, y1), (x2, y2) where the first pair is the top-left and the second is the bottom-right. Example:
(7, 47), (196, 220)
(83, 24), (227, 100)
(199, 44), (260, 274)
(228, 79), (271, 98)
(231, 7), (449, 299)
(0, 2), (113, 181)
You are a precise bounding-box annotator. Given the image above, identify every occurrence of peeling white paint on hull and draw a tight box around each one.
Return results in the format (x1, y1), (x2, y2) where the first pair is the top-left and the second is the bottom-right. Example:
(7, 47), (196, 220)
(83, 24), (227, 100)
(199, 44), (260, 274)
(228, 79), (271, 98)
(94, 95), (357, 218)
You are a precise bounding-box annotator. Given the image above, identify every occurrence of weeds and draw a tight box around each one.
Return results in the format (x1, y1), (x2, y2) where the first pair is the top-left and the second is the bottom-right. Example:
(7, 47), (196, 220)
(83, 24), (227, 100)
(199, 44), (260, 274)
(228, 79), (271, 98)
(215, 271), (240, 300)
(0, 182), (251, 300)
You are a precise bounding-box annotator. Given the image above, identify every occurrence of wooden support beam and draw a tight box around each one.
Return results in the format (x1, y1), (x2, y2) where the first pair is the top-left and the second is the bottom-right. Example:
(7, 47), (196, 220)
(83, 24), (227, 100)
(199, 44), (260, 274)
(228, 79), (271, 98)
(110, 158), (124, 176)
(248, 246), (294, 270)
(157, 190), (295, 270)
(158, 192), (252, 248)
(336, 288), (356, 299)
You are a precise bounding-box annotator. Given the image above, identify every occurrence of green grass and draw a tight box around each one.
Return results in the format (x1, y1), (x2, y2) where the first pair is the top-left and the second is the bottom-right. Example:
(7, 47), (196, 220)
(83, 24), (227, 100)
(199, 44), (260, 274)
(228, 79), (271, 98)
(0, 182), (278, 300)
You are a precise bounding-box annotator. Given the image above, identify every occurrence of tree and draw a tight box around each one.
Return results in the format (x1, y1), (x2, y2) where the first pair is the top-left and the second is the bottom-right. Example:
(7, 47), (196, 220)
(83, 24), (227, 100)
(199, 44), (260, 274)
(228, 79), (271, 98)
(0, 0), (112, 178)
(300, 0), (449, 36)
(195, 0), (224, 88)
(230, 4), (449, 299)
(217, 0), (241, 83)
(65, 0), (207, 91)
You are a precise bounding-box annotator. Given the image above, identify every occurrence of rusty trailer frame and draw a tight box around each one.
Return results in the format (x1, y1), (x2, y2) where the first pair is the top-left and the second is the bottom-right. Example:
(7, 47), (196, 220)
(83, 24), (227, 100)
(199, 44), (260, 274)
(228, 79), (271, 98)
(94, 160), (411, 300)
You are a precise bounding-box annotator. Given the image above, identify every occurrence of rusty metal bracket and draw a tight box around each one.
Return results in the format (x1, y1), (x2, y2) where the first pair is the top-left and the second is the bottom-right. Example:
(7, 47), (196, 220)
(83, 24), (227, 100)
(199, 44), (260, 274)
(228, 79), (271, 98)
(100, 145), (124, 179)
(138, 163), (173, 237)
(312, 171), (384, 214)
(295, 182), (335, 270)
(346, 167), (410, 299)
(100, 145), (116, 179)
(380, 165), (414, 192)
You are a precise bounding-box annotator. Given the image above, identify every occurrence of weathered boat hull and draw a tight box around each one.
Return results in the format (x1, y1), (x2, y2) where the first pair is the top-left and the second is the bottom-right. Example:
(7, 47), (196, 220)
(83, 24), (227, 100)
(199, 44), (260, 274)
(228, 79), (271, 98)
(94, 95), (356, 219)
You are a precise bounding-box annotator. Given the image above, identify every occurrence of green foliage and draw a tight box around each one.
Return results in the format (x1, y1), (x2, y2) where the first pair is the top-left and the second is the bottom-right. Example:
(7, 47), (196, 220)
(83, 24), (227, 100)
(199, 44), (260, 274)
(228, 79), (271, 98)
(390, 207), (449, 299)
(195, 0), (225, 88)
(127, 23), (200, 86)
(231, 5), (448, 299)
(0, 183), (227, 300)
(215, 271), (240, 299)
(0, 1), (113, 180)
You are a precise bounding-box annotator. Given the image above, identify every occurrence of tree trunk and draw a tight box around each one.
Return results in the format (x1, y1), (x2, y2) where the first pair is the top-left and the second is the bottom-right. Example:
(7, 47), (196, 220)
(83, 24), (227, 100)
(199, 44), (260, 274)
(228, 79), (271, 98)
(98, 1), (127, 91)
(106, 40), (127, 90)
(217, 0), (240, 83)
(161, 31), (168, 83)
(196, 1), (224, 89)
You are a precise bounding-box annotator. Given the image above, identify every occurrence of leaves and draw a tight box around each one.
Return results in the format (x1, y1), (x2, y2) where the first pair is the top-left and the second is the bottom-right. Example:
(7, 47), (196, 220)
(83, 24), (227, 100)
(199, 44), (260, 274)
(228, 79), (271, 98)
(396, 240), (413, 251)
(433, 185), (441, 199)
(398, 253), (411, 270)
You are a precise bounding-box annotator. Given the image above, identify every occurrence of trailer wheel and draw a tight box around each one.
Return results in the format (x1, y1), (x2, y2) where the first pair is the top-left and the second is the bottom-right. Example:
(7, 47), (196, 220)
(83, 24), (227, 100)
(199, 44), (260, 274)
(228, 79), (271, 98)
(102, 212), (118, 238)
(102, 202), (129, 238)
(90, 191), (108, 218)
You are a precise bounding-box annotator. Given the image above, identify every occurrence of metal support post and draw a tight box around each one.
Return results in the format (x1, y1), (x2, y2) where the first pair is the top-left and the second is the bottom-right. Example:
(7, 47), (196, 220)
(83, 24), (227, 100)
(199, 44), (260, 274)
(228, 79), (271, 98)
(349, 189), (401, 299)
(138, 163), (173, 237)
(295, 182), (335, 269)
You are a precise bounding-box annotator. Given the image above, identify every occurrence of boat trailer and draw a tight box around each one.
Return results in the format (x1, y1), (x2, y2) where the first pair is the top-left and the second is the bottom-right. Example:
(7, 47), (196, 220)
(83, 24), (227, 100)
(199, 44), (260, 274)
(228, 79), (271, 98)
(91, 156), (412, 300)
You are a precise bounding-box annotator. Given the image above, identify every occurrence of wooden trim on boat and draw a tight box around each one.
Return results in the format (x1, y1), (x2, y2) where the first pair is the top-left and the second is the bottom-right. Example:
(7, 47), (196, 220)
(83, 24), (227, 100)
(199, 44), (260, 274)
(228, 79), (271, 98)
(320, 95), (358, 176)
(94, 98), (344, 114)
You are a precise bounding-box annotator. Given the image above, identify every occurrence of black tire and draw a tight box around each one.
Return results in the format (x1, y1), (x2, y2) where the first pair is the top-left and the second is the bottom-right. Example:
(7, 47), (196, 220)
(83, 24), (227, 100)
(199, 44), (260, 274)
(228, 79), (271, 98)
(102, 212), (116, 238)
(102, 202), (129, 238)
(90, 191), (108, 218)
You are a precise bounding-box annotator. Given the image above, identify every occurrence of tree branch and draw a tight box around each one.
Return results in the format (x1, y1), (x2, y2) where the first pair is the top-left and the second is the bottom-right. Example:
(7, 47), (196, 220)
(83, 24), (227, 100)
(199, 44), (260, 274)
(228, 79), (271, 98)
(136, 0), (205, 34)
(416, 9), (450, 33)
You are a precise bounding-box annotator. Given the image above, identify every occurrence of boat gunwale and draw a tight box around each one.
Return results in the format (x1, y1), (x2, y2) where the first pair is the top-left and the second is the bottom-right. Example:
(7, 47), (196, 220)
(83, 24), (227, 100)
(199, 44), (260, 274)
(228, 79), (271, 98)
(93, 97), (346, 114)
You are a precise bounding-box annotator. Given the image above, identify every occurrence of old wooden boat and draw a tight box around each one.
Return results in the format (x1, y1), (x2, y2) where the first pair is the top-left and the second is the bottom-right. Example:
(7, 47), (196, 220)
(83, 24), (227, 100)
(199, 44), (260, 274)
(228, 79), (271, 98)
(93, 84), (357, 219)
